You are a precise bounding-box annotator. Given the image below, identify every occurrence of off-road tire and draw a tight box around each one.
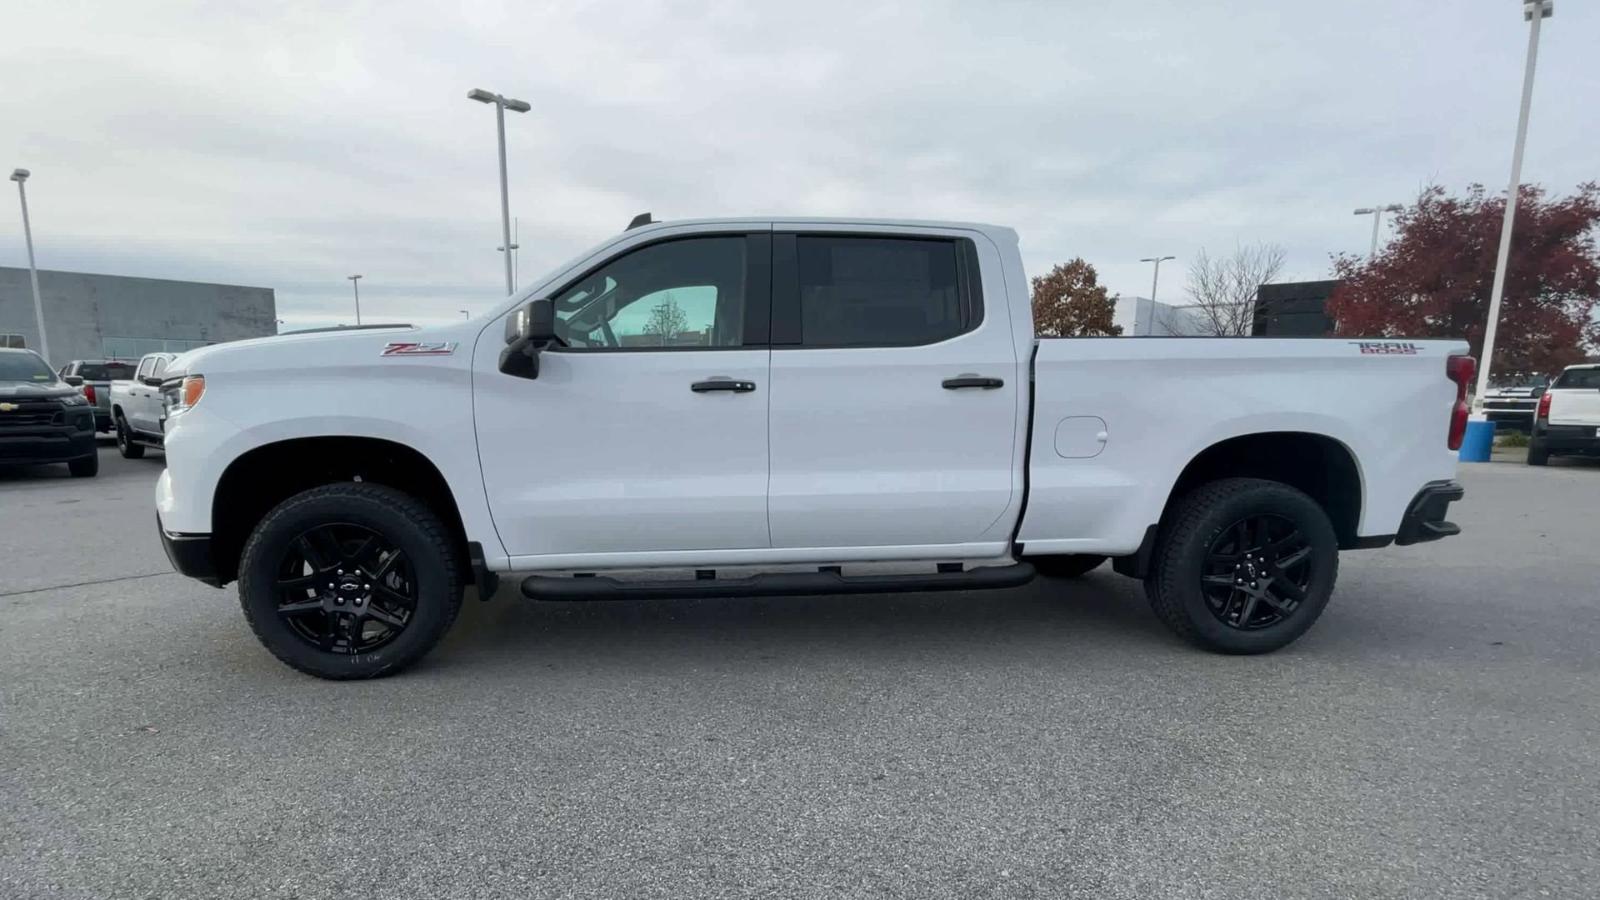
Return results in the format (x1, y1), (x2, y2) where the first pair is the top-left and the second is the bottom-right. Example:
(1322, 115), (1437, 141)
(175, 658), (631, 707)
(1146, 477), (1339, 655)
(1030, 554), (1108, 578)
(237, 482), (463, 680)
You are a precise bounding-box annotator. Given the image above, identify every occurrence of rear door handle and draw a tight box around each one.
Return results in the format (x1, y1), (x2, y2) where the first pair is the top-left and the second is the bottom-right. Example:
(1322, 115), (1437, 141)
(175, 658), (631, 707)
(942, 375), (1004, 390)
(691, 379), (757, 393)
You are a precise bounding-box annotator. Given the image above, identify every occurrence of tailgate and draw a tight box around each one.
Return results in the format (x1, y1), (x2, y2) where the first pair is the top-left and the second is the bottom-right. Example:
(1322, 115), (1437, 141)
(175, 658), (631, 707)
(1549, 389), (1600, 426)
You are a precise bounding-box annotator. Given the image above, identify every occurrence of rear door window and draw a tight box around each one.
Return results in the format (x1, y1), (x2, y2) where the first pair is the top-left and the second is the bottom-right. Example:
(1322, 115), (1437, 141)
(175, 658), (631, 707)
(1552, 369), (1600, 390)
(786, 236), (978, 347)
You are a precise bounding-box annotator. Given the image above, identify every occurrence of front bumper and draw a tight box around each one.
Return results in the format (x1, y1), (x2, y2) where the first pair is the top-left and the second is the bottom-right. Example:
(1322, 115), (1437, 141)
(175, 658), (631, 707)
(1394, 480), (1464, 546)
(158, 515), (224, 588)
(0, 423), (98, 465)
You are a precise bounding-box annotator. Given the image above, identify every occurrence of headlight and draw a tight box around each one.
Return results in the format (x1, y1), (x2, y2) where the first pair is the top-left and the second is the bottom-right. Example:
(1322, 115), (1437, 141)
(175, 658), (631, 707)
(164, 375), (206, 415)
(60, 392), (89, 407)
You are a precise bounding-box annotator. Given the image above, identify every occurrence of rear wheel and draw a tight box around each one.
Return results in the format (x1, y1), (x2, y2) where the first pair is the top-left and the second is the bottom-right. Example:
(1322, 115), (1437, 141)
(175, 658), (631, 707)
(115, 414), (144, 459)
(1030, 554), (1107, 578)
(1146, 478), (1339, 655)
(1527, 441), (1549, 466)
(237, 482), (463, 680)
(68, 453), (99, 478)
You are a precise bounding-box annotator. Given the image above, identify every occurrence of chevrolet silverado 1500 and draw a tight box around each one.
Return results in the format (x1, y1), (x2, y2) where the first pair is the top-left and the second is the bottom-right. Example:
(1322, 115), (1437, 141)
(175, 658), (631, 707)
(154, 218), (1471, 679)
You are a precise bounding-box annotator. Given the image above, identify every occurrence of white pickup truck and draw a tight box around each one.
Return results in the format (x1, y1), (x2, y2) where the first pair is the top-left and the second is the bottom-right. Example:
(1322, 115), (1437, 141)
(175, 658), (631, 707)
(1528, 363), (1600, 465)
(107, 351), (178, 459)
(155, 217), (1472, 679)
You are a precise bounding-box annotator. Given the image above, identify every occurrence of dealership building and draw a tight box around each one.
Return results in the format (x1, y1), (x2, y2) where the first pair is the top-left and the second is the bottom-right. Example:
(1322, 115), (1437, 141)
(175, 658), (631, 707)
(0, 266), (276, 368)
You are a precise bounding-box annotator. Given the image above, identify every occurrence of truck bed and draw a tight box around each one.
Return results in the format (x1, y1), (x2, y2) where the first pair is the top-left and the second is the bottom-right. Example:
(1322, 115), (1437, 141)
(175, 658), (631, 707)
(1017, 337), (1468, 557)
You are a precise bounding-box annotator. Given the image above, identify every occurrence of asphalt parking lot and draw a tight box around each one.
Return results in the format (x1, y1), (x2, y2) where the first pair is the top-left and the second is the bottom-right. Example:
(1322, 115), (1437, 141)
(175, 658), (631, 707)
(3, 445), (1598, 899)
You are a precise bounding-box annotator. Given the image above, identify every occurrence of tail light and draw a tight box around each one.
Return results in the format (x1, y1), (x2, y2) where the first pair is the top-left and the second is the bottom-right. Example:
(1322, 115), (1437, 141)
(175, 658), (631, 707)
(1536, 391), (1552, 420)
(82, 384), (96, 405)
(1446, 354), (1476, 451)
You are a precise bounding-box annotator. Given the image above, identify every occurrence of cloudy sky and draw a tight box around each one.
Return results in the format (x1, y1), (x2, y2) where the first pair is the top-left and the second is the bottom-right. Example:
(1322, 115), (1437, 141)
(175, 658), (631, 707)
(2, 0), (1596, 329)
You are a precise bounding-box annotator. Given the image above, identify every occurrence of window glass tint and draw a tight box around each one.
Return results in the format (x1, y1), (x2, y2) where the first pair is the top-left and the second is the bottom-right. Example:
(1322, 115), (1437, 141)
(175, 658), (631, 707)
(552, 237), (746, 349)
(1553, 368), (1600, 389)
(797, 236), (964, 346)
(0, 352), (54, 382)
(78, 362), (136, 381)
(150, 357), (168, 378)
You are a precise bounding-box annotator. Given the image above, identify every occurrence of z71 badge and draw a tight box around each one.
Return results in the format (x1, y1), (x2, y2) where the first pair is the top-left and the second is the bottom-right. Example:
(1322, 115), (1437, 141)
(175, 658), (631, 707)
(381, 341), (457, 357)
(1349, 340), (1420, 355)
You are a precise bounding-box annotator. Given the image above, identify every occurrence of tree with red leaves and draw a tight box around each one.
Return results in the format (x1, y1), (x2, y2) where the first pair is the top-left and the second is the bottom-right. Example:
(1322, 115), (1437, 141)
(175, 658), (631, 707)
(1327, 183), (1600, 378)
(1032, 258), (1123, 337)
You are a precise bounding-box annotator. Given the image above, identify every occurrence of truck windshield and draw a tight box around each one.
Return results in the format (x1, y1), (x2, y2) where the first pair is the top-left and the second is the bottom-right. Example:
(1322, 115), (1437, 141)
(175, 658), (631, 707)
(0, 353), (56, 383)
(1552, 369), (1600, 390)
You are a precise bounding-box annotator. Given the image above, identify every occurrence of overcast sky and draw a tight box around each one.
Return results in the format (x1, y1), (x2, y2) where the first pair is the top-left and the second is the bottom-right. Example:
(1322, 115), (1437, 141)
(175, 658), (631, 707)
(3, 0), (1596, 330)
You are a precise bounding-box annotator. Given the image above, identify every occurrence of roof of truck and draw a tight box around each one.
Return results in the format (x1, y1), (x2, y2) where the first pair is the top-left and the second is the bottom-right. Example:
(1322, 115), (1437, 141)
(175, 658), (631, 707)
(623, 216), (1017, 238)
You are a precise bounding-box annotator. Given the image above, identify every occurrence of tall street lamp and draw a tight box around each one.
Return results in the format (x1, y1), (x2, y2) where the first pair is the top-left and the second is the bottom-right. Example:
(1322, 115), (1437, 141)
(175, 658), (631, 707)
(10, 168), (48, 365)
(497, 216), (521, 290)
(347, 274), (363, 325)
(1353, 204), (1404, 257)
(1475, 0), (1554, 403)
(468, 88), (530, 296)
(1139, 255), (1175, 306)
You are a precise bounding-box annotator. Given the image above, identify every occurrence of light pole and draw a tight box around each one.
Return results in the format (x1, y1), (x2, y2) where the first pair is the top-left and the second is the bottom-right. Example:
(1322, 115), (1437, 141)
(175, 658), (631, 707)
(347, 275), (363, 325)
(468, 88), (530, 296)
(1139, 255), (1175, 306)
(1353, 204), (1404, 257)
(1475, 0), (1554, 403)
(10, 168), (48, 364)
(497, 216), (521, 290)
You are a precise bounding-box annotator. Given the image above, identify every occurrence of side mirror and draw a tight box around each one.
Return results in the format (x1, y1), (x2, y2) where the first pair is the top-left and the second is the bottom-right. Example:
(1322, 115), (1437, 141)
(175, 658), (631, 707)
(141, 375), (164, 387)
(498, 299), (559, 379)
(62, 375), (84, 387)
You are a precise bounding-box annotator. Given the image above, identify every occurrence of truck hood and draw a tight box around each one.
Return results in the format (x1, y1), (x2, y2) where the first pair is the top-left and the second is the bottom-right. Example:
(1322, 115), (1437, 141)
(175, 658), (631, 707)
(0, 381), (77, 401)
(165, 322), (478, 378)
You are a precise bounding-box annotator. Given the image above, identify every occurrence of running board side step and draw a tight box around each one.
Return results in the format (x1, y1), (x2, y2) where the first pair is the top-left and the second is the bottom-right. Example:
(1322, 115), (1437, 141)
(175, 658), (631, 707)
(520, 563), (1036, 602)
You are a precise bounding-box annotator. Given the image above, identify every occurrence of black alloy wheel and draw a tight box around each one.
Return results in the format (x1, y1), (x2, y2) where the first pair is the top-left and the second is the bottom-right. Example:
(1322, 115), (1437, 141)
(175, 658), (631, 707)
(1145, 477), (1339, 655)
(1200, 514), (1313, 631)
(237, 482), (463, 679)
(275, 522), (417, 655)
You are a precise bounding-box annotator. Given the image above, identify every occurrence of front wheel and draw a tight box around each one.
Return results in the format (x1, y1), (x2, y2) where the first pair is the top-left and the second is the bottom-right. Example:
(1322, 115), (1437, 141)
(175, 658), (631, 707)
(237, 482), (463, 680)
(1145, 478), (1339, 655)
(115, 414), (144, 459)
(68, 453), (99, 478)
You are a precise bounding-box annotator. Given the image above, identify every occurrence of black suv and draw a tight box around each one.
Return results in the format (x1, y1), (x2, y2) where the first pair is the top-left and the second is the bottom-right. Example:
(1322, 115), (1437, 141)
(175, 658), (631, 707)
(0, 348), (99, 477)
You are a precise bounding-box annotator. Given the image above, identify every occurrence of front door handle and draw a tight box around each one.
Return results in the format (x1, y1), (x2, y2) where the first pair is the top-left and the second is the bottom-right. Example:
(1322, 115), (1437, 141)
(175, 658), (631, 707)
(942, 375), (1004, 390)
(691, 379), (757, 393)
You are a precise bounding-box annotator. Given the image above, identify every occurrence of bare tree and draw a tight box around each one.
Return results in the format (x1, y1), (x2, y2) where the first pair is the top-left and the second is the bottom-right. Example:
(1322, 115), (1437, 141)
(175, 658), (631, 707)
(642, 293), (688, 346)
(1178, 243), (1287, 336)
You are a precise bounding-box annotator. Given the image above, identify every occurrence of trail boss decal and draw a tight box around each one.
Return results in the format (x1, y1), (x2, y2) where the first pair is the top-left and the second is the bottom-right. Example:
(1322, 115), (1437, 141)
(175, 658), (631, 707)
(1350, 341), (1420, 355)
(381, 341), (457, 357)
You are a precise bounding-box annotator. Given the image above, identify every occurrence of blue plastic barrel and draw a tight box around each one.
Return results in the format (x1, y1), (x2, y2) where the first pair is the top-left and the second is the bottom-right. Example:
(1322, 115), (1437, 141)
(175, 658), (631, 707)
(1458, 419), (1495, 463)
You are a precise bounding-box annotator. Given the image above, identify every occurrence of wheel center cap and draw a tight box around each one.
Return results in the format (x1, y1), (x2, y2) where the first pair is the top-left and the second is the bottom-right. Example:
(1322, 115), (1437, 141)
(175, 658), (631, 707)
(338, 578), (362, 594)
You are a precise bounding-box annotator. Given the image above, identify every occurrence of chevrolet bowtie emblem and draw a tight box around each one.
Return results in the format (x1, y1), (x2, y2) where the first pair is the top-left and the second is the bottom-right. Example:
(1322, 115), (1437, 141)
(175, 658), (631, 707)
(0, 402), (17, 412)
